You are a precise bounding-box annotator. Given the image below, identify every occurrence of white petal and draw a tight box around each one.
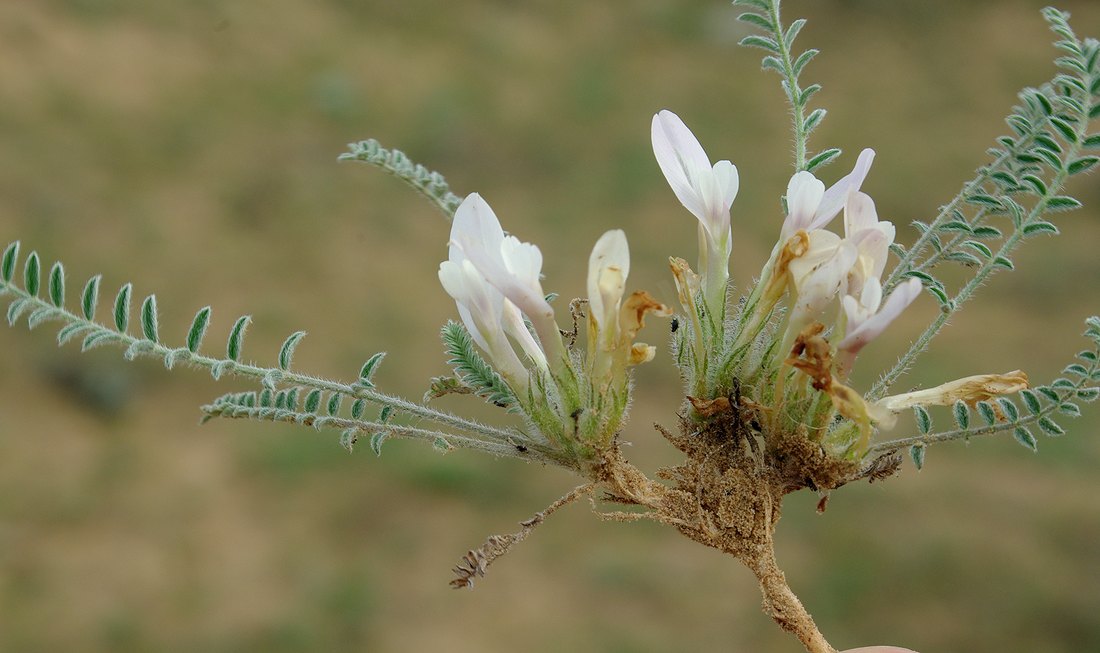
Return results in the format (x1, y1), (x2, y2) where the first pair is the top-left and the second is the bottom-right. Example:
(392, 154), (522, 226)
(812, 148), (875, 230)
(501, 299), (548, 371)
(783, 171), (825, 237)
(789, 236), (858, 325)
(863, 224), (895, 276)
(455, 301), (493, 353)
(652, 111), (711, 175)
(445, 193), (564, 367)
(587, 230), (630, 331)
(499, 236), (543, 287)
(844, 191), (878, 237)
(860, 276), (883, 314)
(841, 293), (864, 328)
(711, 160), (740, 209)
(838, 277), (921, 353)
(450, 195), (553, 326)
(651, 110), (709, 221)
(451, 193), (505, 257)
(789, 228), (843, 273)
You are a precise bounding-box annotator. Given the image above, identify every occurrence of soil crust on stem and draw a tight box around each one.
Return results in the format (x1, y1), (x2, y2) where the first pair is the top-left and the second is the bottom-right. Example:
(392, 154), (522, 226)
(594, 401), (864, 653)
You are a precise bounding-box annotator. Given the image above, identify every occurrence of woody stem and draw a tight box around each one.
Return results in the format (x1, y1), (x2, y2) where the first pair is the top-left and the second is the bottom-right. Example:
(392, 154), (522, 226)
(747, 538), (837, 653)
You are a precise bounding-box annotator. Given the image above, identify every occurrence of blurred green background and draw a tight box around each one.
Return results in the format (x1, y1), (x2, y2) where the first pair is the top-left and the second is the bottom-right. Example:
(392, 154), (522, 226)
(1, 1), (1099, 651)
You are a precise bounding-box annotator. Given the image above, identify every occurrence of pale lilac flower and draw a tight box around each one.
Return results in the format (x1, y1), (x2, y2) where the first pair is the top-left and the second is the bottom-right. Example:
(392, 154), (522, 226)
(835, 277), (922, 377)
(651, 109), (739, 314)
(781, 148), (875, 240)
(447, 193), (563, 367)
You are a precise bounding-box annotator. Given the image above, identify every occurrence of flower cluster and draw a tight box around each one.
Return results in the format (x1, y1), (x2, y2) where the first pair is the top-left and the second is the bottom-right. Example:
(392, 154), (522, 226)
(650, 110), (1026, 455)
(438, 193), (669, 465)
(438, 110), (1030, 463)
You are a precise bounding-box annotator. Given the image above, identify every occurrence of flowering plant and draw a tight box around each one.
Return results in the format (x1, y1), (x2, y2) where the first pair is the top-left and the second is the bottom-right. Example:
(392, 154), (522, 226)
(2, 2), (1099, 651)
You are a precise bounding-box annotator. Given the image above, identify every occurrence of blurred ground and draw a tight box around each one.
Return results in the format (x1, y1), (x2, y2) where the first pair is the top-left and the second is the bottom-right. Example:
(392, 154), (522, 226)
(1, 1), (1099, 651)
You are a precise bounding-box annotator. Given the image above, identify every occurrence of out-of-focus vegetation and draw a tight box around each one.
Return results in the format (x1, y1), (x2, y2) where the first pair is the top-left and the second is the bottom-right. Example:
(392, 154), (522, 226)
(1, 1), (1098, 651)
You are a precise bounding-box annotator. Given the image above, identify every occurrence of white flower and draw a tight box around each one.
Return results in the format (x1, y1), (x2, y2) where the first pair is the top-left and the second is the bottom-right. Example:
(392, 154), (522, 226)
(587, 229), (630, 353)
(781, 148), (875, 240)
(438, 255), (534, 388)
(586, 230), (670, 383)
(651, 109), (739, 314)
(835, 277), (922, 377)
(447, 193), (563, 367)
(786, 230), (859, 335)
(843, 191), (895, 299)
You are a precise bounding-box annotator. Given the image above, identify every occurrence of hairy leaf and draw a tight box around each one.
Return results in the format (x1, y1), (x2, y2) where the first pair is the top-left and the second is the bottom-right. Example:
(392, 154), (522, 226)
(227, 315), (251, 362)
(952, 401), (970, 430)
(798, 83), (821, 105)
(913, 406), (932, 434)
(805, 148), (840, 173)
(1013, 426), (1038, 451)
(27, 307), (58, 330)
(784, 19), (807, 48)
(81, 331), (116, 352)
(303, 389), (322, 414)
(1, 241), (18, 283)
(962, 240), (993, 259)
(910, 444), (926, 470)
(997, 397), (1019, 422)
(358, 352), (386, 387)
(1037, 416), (1066, 436)
(1067, 156), (1099, 175)
(340, 428), (358, 453)
(1076, 387), (1100, 402)
(1019, 389), (1042, 414)
(351, 398), (366, 420)
(24, 251), (40, 297)
(792, 49), (818, 77)
(1045, 195), (1082, 211)
(48, 262), (65, 308)
(441, 321), (516, 410)
(1022, 221), (1059, 237)
(114, 283), (132, 333)
(1020, 174), (1048, 195)
(803, 108), (826, 135)
(737, 12), (774, 32)
(278, 331), (307, 371)
(140, 295), (159, 343)
(7, 298), (29, 326)
(81, 275), (101, 321)
(339, 139), (462, 218)
(56, 323), (90, 346)
(971, 225), (1003, 239)
(187, 306), (212, 354)
(739, 35), (780, 53)
(977, 401), (997, 425)
(370, 431), (388, 456)
(1048, 116), (1078, 143)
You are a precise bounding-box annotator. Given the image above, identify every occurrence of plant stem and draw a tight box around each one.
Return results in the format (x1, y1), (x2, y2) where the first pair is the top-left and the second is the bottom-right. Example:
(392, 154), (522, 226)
(750, 541), (837, 653)
(765, 0), (809, 172)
